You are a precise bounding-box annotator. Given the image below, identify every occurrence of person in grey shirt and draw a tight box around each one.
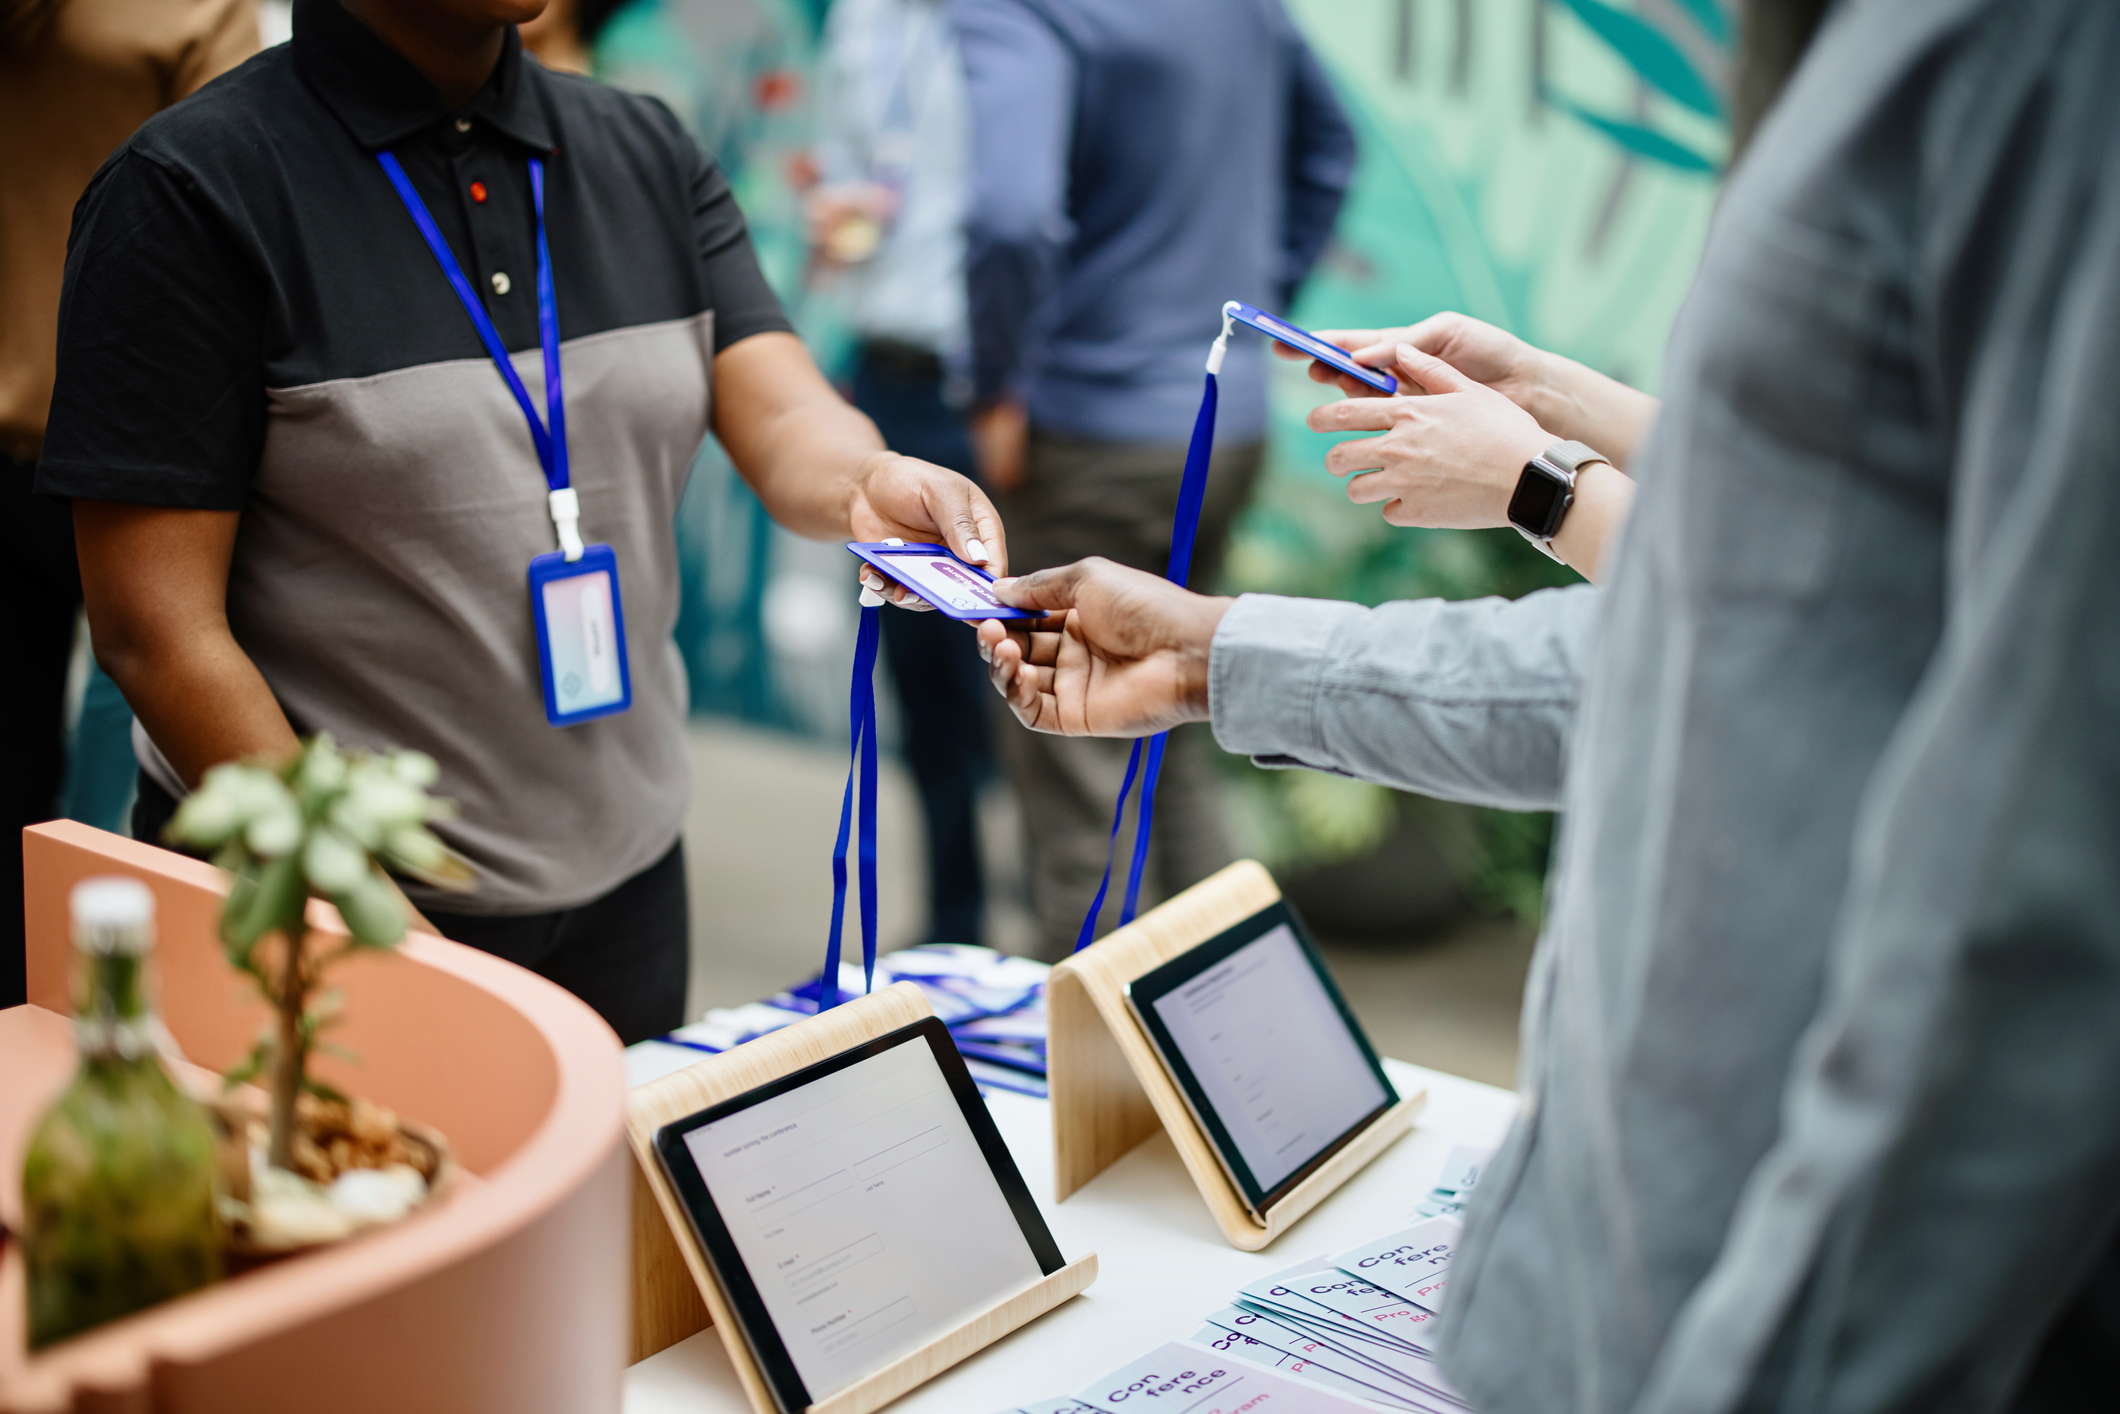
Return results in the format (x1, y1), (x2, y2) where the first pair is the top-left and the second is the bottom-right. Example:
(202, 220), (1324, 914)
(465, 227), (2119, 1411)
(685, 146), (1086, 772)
(973, 0), (2120, 1408)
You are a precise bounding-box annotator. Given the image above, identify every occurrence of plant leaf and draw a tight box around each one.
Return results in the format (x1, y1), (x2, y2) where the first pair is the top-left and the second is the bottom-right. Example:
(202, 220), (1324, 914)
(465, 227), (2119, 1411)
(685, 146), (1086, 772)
(302, 1076), (351, 1105)
(1553, 0), (1723, 119)
(334, 869), (407, 949)
(222, 851), (306, 951)
(220, 1037), (270, 1090)
(1555, 97), (1719, 172)
(313, 1039), (363, 1067)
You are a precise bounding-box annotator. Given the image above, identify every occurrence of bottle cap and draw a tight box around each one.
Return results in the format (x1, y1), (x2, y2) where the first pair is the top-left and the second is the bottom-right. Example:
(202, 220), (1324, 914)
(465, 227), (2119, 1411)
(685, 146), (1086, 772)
(71, 877), (155, 954)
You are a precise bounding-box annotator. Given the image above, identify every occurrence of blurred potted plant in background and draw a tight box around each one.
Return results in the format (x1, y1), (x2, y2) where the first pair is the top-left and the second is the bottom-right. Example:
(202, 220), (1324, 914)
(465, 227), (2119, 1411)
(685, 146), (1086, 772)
(167, 735), (472, 1253)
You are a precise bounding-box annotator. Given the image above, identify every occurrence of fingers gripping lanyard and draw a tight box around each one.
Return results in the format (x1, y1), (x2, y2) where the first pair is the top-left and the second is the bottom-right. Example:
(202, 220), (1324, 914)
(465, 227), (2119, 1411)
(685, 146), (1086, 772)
(823, 595), (885, 1011)
(376, 151), (583, 559)
(1075, 310), (1233, 951)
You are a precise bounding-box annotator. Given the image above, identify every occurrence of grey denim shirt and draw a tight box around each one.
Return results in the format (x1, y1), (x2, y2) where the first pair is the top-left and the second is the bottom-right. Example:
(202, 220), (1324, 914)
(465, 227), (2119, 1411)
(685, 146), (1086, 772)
(1208, 2), (2120, 1411)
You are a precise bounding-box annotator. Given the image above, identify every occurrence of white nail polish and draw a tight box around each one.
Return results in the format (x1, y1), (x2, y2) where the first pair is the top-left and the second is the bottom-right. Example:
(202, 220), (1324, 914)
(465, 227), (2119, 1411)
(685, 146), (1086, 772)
(859, 586), (885, 608)
(966, 538), (988, 563)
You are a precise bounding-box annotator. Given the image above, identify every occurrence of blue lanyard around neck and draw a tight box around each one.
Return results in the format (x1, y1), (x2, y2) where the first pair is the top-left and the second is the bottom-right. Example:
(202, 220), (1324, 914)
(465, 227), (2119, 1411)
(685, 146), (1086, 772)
(1076, 332), (1225, 950)
(376, 150), (570, 494)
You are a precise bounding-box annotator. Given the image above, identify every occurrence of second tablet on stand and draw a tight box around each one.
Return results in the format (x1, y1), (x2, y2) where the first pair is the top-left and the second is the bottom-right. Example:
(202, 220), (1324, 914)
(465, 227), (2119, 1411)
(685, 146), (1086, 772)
(1047, 861), (1425, 1250)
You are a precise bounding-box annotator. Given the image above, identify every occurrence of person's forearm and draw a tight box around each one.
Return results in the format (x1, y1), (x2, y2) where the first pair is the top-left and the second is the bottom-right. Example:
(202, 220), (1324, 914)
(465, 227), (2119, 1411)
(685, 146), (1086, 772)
(1210, 586), (1598, 811)
(712, 331), (887, 539)
(95, 630), (299, 789)
(1548, 460), (1636, 584)
(74, 500), (301, 788)
(734, 400), (891, 541)
(1526, 351), (1661, 471)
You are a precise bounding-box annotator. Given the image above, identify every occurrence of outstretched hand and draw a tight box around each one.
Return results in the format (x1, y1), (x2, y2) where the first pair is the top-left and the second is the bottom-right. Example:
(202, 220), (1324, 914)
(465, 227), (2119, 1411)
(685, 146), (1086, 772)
(975, 558), (1232, 737)
(848, 452), (1007, 610)
(1307, 344), (1551, 529)
(1271, 311), (1548, 413)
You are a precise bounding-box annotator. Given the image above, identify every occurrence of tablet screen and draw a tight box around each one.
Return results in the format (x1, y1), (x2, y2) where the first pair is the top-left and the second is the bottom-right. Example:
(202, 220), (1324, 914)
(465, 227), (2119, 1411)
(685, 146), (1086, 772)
(1126, 903), (1395, 1214)
(655, 1020), (1064, 1411)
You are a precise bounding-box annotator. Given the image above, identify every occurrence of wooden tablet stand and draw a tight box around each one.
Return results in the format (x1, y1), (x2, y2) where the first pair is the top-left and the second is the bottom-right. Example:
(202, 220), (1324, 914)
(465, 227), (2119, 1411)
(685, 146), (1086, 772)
(625, 981), (1098, 1414)
(1047, 861), (1425, 1252)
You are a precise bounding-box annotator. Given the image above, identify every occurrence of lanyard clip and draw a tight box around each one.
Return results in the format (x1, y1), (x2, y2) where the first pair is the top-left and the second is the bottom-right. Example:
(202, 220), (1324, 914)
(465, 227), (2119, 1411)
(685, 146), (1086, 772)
(548, 486), (585, 562)
(1207, 301), (1237, 376)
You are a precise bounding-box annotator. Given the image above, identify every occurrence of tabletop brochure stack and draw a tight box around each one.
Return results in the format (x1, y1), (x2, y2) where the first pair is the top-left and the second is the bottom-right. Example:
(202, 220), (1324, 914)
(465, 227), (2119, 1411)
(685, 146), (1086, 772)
(994, 1146), (1491, 1414)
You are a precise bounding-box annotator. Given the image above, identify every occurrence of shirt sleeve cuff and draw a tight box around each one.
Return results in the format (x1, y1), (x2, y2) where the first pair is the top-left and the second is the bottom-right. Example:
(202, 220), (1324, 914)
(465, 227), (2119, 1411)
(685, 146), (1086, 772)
(1208, 593), (1367, 764)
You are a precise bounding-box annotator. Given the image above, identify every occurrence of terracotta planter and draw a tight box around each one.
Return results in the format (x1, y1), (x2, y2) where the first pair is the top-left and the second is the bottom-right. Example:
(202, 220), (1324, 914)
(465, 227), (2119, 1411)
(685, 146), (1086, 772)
(3, 822), (630, 1414)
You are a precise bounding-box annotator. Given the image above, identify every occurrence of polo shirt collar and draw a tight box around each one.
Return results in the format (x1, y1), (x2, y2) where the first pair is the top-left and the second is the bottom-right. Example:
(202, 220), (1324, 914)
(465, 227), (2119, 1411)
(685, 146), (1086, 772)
(294, 0), (555, 154)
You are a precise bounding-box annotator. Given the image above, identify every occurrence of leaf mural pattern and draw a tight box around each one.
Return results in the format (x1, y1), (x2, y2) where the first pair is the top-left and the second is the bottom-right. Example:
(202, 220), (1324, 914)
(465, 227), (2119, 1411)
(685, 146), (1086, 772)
(1546, 0), (1732, 173)
(1551, 0), (1722, 116)
(1229, 0), (1728, 914)
(1555, 98), (1719, 172)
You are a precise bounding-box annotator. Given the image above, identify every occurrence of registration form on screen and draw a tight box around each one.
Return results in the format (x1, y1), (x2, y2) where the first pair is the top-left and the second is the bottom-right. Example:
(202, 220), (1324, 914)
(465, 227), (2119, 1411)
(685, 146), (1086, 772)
(681, 1040), (1043, 1399)
(1148, 924), (1389, 1196)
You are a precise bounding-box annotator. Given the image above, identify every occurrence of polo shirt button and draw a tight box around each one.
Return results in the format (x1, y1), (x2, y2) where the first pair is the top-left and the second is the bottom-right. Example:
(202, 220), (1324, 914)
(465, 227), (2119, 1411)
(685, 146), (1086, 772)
(490, 271), (511, 295)
(454, 116), (472, 133)
(470, 181), (488, 203)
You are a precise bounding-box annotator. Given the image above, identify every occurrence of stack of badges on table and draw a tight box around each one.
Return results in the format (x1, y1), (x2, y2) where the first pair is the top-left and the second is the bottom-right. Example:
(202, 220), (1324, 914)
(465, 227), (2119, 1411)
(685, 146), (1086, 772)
(624, 944), (1051, 1097)
(989, 1149), (1495, 1414)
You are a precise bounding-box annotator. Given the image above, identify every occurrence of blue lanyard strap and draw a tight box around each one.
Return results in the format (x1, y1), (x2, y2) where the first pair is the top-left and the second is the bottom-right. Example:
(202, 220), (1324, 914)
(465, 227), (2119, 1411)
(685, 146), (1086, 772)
(822, 603), (884, 1010)
(1077, 364), (1221, 951)
(375, 150), (569, 494)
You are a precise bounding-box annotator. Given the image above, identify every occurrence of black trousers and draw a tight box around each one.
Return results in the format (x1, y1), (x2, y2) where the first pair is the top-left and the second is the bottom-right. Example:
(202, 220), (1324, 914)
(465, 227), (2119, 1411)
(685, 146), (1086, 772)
(850, 343), (993, 947)
(134, 773), (689, 1045)
(3, 451), (79, 1010)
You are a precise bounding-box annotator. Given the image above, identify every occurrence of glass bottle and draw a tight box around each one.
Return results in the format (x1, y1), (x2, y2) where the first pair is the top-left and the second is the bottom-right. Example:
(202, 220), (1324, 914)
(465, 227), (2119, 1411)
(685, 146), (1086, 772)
(21, 877), (222, 1349)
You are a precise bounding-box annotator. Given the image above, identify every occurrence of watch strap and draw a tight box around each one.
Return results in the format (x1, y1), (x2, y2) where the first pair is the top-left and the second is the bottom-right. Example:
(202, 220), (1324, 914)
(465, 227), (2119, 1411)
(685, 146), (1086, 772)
(1515, 525), (1565, 562)
(1541, 439), (1608, 477)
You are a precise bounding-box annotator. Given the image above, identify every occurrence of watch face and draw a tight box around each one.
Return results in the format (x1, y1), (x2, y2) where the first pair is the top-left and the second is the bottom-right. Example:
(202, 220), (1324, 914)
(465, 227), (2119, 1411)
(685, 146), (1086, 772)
(1509, 460), (1572, 539)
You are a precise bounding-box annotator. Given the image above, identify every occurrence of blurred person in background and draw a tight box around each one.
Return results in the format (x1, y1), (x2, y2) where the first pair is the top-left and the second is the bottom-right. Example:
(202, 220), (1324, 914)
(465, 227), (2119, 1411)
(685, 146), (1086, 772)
(955, 0), (1355, 957)
(0, 0), (258, 1010)
(36, 0), (1001, 1043)
(977, 0), (2120, 1407)
(533, 0), (818, 295)
(807, 0), (993, 947)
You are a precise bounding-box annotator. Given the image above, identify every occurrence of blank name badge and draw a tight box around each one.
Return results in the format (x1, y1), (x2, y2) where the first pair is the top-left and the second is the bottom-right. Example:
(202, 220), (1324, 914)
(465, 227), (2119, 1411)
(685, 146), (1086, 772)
(529, 544), (634, 726)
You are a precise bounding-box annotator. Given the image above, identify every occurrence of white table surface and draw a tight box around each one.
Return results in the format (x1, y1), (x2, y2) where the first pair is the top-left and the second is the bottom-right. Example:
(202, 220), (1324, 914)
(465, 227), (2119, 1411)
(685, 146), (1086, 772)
(622, 1058), (1518, 1414)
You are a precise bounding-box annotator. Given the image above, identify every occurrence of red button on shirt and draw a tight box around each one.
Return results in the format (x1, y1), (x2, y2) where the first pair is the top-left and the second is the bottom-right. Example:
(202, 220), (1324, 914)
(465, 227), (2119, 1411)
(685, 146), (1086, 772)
(469, 181), (488, 204)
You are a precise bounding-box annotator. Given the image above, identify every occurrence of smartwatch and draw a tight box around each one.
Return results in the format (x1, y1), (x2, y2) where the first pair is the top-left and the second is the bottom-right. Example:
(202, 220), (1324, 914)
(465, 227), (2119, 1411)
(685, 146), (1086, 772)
(1509, 440), (1607, 560)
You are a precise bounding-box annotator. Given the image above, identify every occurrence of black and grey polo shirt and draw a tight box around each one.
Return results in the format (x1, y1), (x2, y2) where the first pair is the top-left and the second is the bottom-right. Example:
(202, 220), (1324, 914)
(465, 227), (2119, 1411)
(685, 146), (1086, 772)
(39, 0), (792, 913)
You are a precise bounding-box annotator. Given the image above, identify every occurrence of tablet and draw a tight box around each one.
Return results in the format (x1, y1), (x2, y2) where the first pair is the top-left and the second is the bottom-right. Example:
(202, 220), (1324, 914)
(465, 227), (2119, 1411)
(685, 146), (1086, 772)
(845, 541), (1045, 621)
(654, 1018), (1066, 1413)
(1124, 901), (1396, 1220)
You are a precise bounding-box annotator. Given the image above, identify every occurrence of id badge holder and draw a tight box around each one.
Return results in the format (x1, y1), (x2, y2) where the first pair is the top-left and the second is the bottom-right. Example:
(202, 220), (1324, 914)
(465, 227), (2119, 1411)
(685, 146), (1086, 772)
(529, 543), (633, 726)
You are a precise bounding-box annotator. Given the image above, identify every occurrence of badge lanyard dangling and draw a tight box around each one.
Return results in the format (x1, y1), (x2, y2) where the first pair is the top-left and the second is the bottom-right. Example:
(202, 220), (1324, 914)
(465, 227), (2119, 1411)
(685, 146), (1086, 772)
(818, 302), (1234, 1003)
(1072, 305), (1237, 951)
(377, 150), (633, 728)
(821, 587), (885, 1012)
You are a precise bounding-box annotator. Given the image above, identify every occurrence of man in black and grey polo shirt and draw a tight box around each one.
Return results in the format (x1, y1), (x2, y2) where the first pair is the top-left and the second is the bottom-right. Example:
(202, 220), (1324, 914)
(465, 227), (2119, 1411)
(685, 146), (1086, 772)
(37, 0), (1005, 1043)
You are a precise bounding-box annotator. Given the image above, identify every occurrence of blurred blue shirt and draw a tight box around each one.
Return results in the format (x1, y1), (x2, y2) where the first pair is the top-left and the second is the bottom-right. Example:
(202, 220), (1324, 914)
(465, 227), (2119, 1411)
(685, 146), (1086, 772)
(952, 0), (1354, 445)
(814, 0), (971, 359)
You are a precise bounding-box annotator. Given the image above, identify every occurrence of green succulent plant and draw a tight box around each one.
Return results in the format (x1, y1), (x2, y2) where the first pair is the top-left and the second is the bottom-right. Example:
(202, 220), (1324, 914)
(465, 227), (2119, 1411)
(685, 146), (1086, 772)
(167, 736), (471, 1170)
